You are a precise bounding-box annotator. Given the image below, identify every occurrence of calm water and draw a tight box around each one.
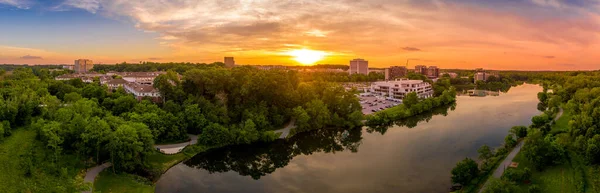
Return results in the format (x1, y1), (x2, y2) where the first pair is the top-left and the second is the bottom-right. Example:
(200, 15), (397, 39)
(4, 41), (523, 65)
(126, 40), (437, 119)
(156, 84), (542, 193)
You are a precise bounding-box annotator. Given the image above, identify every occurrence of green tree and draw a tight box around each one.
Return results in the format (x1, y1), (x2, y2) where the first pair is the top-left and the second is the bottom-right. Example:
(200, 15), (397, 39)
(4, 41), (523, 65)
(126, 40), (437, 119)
(64, 92), (82, 103)
(451, 157), (479, 185)
(509, 126), (528, 138)
(81, 117), (111, 163)
(504, 135), (517, 148)
(403, 92), (419, 109)
(528, 185), (541, 193)
(107, 123), (154, 172)
(112, 95), (137, 115)
(304, 99), (331, 129)
(482, 178), (513, 193)
(293, 106), (310, 132)
(537, 92), (548, 104)
(522, 129), (562, 170)
(531, 113), (551, 128)
(198, 123), (232, 146)
(478, 144), (493, 162)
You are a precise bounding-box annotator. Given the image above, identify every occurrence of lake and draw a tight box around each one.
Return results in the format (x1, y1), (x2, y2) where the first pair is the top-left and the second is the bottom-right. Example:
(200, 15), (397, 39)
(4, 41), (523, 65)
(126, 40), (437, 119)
(156, 84), (542, 193)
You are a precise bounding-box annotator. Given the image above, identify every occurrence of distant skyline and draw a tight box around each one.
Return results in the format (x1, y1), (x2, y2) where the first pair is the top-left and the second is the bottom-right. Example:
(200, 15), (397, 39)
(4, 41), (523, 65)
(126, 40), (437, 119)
(1, 0), (600, 70)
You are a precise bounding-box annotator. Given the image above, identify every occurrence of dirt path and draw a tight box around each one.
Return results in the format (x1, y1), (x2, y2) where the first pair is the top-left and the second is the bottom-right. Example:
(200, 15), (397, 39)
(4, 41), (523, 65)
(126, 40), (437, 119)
(555, 108), (563, 121)
(82, 162), (112, 193)
(154, 134), (198, 154)
(274, 119), (296, 139)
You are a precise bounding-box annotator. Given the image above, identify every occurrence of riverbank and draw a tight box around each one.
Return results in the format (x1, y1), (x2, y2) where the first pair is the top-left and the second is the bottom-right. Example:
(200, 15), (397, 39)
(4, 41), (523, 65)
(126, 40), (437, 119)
(0, 128), (89, 192)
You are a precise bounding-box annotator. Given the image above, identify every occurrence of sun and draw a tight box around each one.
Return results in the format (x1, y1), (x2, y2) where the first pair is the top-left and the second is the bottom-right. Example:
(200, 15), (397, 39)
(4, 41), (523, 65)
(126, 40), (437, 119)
(286, 49), (327, 65)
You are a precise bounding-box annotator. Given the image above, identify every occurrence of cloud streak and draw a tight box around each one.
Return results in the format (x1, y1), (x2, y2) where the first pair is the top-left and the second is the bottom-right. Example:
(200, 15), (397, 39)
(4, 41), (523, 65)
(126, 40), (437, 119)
(402, 47), (422, 51)
(20, 55), (43, 60)
(0, 0), (33, 9)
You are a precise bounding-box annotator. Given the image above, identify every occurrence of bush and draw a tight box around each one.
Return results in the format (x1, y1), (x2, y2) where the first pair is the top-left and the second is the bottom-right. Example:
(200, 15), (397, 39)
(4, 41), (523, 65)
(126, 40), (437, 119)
(502, 167), (531, 183)
(528, 185), (541, 193)
(451, 158), (480, 185)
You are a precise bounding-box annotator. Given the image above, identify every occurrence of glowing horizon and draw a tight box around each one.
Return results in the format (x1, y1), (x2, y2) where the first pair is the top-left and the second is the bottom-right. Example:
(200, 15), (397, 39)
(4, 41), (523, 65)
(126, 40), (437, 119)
(1, 0), (600, 70)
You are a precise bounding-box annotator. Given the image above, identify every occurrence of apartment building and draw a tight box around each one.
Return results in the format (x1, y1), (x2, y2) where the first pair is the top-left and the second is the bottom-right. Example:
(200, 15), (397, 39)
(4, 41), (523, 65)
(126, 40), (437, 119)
(387, 66), (407, 80)
(74, 59), (94, 73)
(123, 82), (161, 101)
(370, 79), (434, 100)
(349, 59), (369, 75)
(427, 66), (439, 78)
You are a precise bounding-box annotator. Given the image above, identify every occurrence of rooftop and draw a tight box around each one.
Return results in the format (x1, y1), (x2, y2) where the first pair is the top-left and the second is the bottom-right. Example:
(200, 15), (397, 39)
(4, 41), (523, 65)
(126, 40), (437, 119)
(106, 78), (128, 85)
(125, 82), (158, 93)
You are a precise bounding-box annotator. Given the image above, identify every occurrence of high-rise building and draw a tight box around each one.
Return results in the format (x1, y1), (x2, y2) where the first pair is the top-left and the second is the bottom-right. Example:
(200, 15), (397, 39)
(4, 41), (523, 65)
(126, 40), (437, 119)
(74, 59), (94, 73)
(415, 65), (427, 75)
(427, 66), (439, 78)
(349, 59), (369, 75)
(385, 66), (407, 80)
(224, 57), (235, 68)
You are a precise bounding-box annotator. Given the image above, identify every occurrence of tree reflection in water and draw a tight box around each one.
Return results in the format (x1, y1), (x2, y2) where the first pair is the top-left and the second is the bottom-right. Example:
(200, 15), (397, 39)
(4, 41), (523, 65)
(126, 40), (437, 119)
(183, 103), (455, 180)
(184, 127), (363, 180)
(366, 102), (457, 135)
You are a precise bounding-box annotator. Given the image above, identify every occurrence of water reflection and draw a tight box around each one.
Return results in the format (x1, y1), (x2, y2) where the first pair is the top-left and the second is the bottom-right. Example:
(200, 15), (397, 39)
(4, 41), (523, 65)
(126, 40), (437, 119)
(367, 102), (456, 134)
(184, 128), (364, 180)
(156, 84), (543, 193)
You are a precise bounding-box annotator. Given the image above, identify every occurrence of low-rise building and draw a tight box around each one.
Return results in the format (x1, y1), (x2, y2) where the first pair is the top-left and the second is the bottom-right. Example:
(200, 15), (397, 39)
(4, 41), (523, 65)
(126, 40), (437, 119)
(440, 72), (458, 78)
(370, 79), (433, 100)
(99, 76), (113, 85)
(474, 70), (498, 83)
(54, 74), (79, 81)
(105, 78), (128, 90)
(124, 82), (161, 101)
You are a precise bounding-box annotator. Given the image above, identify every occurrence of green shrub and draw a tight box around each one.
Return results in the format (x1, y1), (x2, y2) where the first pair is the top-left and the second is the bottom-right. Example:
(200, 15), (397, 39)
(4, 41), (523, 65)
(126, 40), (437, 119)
(528, 185), (541, 193)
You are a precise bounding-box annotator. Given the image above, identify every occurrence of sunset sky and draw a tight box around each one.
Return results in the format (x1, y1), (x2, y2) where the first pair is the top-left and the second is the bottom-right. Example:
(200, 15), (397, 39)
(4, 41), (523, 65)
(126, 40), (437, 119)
(1, 0), (600, 70)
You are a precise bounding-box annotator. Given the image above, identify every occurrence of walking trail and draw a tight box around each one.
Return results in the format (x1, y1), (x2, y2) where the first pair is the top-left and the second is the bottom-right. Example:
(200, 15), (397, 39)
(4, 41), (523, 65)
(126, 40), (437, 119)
(81, 134), (198, 192)
(154, 134), (198, 154)
(82, 162), (112, 193)
(478, 108), (563, 192)
(274, 119), (296, 139)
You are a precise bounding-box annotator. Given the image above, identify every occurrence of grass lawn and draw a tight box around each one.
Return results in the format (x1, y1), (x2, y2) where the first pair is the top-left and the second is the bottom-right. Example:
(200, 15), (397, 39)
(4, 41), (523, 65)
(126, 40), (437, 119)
(0, 128), (88, 192)
(147, 151), (187, 173)
(551, 110), (571, 134)
(95, 144), (212, 193)
(510, 150), (579, 193)
(94, 169), (154, 193)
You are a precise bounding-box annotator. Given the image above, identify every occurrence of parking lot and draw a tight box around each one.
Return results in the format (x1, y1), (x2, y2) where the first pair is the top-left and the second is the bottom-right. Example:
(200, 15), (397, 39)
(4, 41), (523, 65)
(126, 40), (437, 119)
(359, 95), (402, 115)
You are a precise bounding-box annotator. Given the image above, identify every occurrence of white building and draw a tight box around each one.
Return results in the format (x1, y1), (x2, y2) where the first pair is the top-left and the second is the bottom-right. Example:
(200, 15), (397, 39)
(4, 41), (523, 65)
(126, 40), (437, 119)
(370, 79), (433, 100)
(123, 82), (161, 101)
(349, 59), (369, 75)
(105, 78), (128, 90)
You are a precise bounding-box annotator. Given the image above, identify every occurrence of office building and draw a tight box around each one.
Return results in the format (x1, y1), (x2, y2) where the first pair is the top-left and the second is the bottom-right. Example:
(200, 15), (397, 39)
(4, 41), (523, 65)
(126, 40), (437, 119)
(415, 65), (427, 75)
(474, 69), (498, 83)
(349, 59), (369, 75)
(74, 59), (94, 73)
(385, 66), (407, 80)
(224, 57), (235, 68)
(370, 79), (433, 100)
(427, 66), (439, 78)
